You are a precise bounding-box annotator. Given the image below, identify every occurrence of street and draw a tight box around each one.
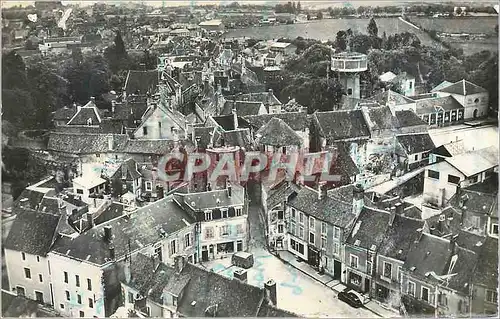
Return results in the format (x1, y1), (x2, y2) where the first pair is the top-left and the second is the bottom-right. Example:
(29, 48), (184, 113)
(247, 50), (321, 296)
(202, 183), (379, 318)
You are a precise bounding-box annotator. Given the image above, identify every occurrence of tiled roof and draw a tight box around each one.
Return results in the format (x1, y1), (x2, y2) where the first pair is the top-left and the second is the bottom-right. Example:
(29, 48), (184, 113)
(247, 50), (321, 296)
(257, 304), (299, 317)
(288, 187), (356, 228)
(4, 209), (60, 256)
(93, 202), (125, 226)
(363, 106), (399, 131)
(267, 182), (297, 210)
(430, 80), (453, 93)
(53, 105), (77, 121)
(256, 117), (302, 147)
(330, 143), (360, 178)
(378, 214), (425, 260)
(124, 70), (159, 95)
(394, 110), (427, 128)
(244, 112), (309, 132)
(432, 140), (466, 157)
(427, 206), (462, 237)
(176, 185), (245, 212)
(1, 292), (61, 317)
(67, 101), (102, 125)
(455, 230), (486, 254)
(473, 237), (498, 288)
(437, 79), (487, 96)
(445, 146), (498, 177)
(223, 129), (254, 149)
(414, 96), (463, 114)
(444, 246), (478, 294)
(225, 91), (281, 106)
(404, 233), (451, 279)
(51, 196), (195, 265)
(313, 110), (370, 141)
(193, 126), (219, 149)
(448, 189), (497, 216)
(397, 133), (435, 155)
(211, 114), (249, 131)
(368, 90), (415, 106)
(346, 207), (391, 249)
(222, 100), (264, 117)
(12, 189), (46, 214)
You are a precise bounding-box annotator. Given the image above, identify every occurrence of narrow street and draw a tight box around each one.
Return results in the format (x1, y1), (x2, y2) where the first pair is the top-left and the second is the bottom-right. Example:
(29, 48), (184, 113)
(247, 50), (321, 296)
(202, 182), (380, 318)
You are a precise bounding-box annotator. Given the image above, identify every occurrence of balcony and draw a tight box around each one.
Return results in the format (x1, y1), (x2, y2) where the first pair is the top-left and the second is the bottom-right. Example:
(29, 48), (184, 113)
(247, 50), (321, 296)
(331, 52), (368, 73)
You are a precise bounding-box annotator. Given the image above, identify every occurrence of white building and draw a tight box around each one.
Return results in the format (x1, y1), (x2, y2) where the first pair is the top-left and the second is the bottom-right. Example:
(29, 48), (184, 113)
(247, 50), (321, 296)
(434, 79), (489, 119)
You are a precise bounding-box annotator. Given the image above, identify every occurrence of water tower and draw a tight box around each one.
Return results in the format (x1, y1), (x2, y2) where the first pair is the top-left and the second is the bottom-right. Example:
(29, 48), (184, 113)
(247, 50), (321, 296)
(330, 51), (368, 99)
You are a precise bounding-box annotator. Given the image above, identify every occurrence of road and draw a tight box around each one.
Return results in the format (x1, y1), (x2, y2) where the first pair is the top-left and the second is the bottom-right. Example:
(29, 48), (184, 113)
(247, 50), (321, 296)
(203, 182), (379, 318)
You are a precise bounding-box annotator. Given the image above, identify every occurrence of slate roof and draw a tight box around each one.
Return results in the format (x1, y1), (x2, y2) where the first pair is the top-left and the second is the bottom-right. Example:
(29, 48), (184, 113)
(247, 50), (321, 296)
(437, 79), (487, 96)
(4, 209), (60, 256)
(50, 196), (195, 265)
(415, 96), (463, 114)
(223, 129), (254, 149)
(287, 187), (356, 228)
(369, 90), (415, 106)
(124, 70), (159, 95)
(176, 185), (245, 212)
(313, 110), (370, 142)
(222, 100), (264, 117)
(47, 133), (129, 154)
(211, 114), (249, 131)
(397, 133), (435, 155)
(12, 189), (46, 213)
(256, 118), (302, 147)
(378, 215), (425, 260)
(266, 182), (297, 210)
(448, 189), (497, 216)
(346, 207), (391, 250)
(67, 101), (102, 126)
(193, 126), (219, 149)
(244, 112), (309, 132)
(364, 106), (400, 131)
(404, 233), (451, 279)
(394, 110), (427, 128)
(473, 237), (498, 288)
(445, 146), (498, 177)
(443, 245), (478, 294)
(176, 263), (266, 317)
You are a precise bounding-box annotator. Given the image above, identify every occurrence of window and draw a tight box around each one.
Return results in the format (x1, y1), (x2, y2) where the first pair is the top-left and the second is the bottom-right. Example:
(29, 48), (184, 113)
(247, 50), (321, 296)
(333, 243), (340, 256)
(235, 207), (243, 216)
(205, 227), (214, 239)
(158, 122), (162, 129)
(77, 189), (84, 194)
(291, 208), (296, 220)
(128, 292), (134, 304)
(24, 268), (31, 279)
(298, 225), (304, 239)
(438, 293), (448, 306)
(472, 216), (481, 229)
(278, 224), (284, 233)
(421, 287), (430, 302)
(474, 98), (479, 103)
(155, 246), (163, 261)
(16, 286), (25, 296)
(299, 212), (304, 224)
(169, 240), (177, 255)
(333, 227), (340, 239)
(21, 252), (26, 260)
(408, 281), (416, 296)
(414, 154), (418, 161)
(290, 221), (296, 236)
(350, 254), (359, 269)
(220, 225), (230, 236)
(409, 81), (413, 89)
(65, 291), (70, 301)
(39, 274), (43, 283)
(221, 209), (228, 218)
(367, 261), (372, 274)
(143, 126), (148, 135)
(35, 291), (43, 303)
(347, 88), (353, 95)
(185, 233), (192, 247)
(173, 296), (178, 306)
(428, 170), (440, 179)
(77, 294), (82, 304)
(309, 232), (315, 244)
(309, 216), (315, 229)
(36, 256), (40, 262)
(486, 290), (498, 303)
(278, 210), (284, 220)
(87, 278), (92, 291)
(205, 211), (213, 221)
(236, 224), (244, 234)
(492, 224), (499, 236)
(383, 262), (392, 279)
(448, 175), (460, 185)
(145, 181), (153, 191)
(290, 239), (304, 255)
(321, 222), (327, 234)
(398, 266), (403, 283)
(79, 311), (84, 318)
(321, 236), (327, 249)
(60, 304), (64, 310)
(75, 275), (80, 287)
(89, 298), (94, 308)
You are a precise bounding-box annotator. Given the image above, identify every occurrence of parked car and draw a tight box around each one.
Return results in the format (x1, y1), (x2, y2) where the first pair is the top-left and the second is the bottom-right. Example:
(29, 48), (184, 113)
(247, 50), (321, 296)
(338, 288), (364, 308)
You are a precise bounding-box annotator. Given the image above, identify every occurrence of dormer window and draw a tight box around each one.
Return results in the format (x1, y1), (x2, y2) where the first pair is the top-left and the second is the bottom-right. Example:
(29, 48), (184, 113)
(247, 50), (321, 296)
(204, 211), (213, 221)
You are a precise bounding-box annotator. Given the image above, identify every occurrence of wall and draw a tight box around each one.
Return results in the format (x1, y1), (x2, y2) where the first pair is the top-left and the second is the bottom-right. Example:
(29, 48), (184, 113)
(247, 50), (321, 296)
(48, 252), (105, 318)
(133, 107), (186, 140)
(343, 244), (373, 293)
(471, 285), (498, 316)
(158, 226), (196, 265)
(4, 250), (52, 304)
(340, 73), (361, 100)
(401, 274), (437, 314)
(423, 162), (464, 207)
(454, 92), (489, 119)
(199, 215), (248, 260)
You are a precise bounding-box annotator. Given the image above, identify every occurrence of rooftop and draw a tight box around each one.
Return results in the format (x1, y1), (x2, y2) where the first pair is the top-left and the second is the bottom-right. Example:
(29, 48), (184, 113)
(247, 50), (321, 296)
(313, 110), (370, 141)
(437, 79), (487, 96)
(256, 117), (302, 147)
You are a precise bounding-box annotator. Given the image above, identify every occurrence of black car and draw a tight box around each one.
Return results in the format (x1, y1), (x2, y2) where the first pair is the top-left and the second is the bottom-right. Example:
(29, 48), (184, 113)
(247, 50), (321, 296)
(337, 288), (364, 308)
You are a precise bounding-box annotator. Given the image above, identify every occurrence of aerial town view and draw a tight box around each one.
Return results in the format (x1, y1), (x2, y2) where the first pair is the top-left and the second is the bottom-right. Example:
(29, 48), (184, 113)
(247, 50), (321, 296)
(1, 0), (498, 318)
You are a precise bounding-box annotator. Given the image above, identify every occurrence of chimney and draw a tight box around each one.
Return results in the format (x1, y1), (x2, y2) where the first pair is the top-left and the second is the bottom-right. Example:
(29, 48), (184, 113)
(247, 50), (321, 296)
(174, 255), (186, 274)
(353, 183), (365, 216)
(109, 244), (115, 260)
(268, 88), (274, 105)
(318, 183), (327, 200)
(264, 279), (277, 306)
(76, 102), (81, 113)
(449, 234), (458, 253)
(395, 202), (403, 215)
(107, 135), (114, 151)
(90, 96), (96, 104)
(227, 182), (232, 197)
(111, 100), (116, 114)
(388, 206), (396, 226)
(207, 182), (212, 191)
(156, 185), (164, 199)
(414, 228), (424, 243)
(104, 225), (112, 242)
(124, 259), (131, 283)
(86, 212), (94, 229)
(233, 269), (247, 283)
(232, 108), (238, 129)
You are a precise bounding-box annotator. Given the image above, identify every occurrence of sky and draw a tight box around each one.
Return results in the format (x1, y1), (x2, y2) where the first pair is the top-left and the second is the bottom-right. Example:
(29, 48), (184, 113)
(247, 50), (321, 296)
(2, 0), (498, 9)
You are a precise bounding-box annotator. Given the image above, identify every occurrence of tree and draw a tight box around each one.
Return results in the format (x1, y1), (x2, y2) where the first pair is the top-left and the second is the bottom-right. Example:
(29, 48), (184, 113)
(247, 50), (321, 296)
(335, 31), (347, 51)
(317, 11), (323, 19)
(297, 1), (301, 12)
(455, 7), (462, 16)
(367, 17), (378, 37)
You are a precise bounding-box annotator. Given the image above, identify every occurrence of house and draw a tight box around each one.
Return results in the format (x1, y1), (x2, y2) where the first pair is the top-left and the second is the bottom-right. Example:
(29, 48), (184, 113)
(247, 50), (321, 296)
(132, 103), (187, 140)
(72, 175), (107, 205)
(38, 36), (82, 55)
(434, 79), (489, 119)
(470, 237), (498, 316)
(225, 90), (282, 115)
(396, 133), (435, 171)
(4, 209), (61, 305)
(414, 95), (465, 126)
(255, 117), (303, 157)
(173, 184), (248, 262)
(374, 208), (426, 309)
(48, 196), (196, 317)
(423, 146), (498, 207)
(368, 89), (416, 113)
(285, 184), (361, 280)
(269, 41), (297, 56)
(264, 51), (283, 67)
(379, 71), (416, 97)
(120, 253), (295, 317)
(198, 20), (225, 32)
(429, 139), (466, 164)
(107, 158), (143, 200)
(222, 100), (268, 117)
(1, 290), (61, 317)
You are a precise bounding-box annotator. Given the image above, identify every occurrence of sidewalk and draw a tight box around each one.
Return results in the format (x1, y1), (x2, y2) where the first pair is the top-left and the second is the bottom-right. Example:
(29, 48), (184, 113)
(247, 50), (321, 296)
(275, 250), (401, 318)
